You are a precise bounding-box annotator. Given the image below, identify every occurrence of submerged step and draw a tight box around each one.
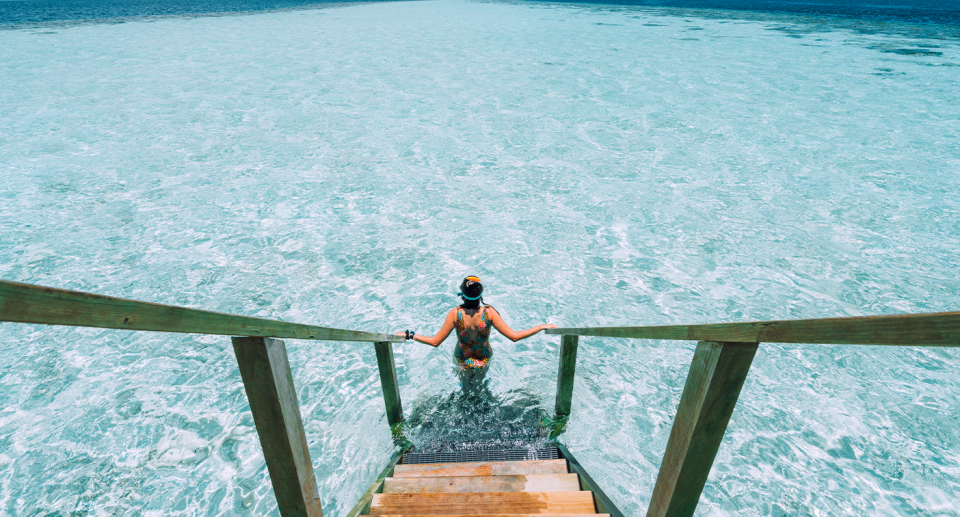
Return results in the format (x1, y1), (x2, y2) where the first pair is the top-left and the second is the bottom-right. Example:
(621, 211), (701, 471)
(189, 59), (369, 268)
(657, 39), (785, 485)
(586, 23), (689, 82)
(393, 459), (568, 478)
(383, 473), (581, 494)
(369, 491), (598, 515)
(403, 448), (559, 465)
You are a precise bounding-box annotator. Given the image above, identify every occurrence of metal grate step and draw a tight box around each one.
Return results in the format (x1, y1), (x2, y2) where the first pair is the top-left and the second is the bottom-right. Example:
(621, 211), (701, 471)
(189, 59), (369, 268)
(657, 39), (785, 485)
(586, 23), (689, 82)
(402, 447), (559, 465)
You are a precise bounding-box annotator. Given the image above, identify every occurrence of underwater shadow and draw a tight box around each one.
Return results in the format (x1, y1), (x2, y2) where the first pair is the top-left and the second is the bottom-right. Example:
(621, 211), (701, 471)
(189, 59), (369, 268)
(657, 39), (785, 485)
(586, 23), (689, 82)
(401, 380), (555, 454)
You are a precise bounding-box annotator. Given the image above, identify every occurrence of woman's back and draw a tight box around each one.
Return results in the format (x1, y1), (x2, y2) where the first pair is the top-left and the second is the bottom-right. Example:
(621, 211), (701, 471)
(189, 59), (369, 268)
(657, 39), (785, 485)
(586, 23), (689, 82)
(454, 306), (491, 343)
(453, 305), (493, 369)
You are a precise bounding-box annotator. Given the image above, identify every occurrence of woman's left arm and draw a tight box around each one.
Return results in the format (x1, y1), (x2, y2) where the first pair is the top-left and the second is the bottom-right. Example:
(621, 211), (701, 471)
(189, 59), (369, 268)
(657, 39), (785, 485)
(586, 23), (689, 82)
(487, 308), (557, 342)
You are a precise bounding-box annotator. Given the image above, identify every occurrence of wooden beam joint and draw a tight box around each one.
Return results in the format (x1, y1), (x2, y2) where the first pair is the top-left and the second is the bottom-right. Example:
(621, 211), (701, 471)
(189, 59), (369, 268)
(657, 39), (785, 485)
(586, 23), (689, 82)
(232, 337), (323, 517)
(555, 335), (579, 418)
(647, 341), (759, 517)
(375, 341), (404, 426)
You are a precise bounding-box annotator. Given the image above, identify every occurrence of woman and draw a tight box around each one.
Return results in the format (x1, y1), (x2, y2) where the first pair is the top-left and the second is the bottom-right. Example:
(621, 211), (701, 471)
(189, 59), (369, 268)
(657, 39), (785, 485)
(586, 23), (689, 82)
(400, 276), (557, 386)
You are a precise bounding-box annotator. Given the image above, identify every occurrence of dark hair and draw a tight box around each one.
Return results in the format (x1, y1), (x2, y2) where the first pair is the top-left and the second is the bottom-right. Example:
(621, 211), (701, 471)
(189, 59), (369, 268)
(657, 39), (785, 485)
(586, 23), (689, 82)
(459, 277), (484, 310)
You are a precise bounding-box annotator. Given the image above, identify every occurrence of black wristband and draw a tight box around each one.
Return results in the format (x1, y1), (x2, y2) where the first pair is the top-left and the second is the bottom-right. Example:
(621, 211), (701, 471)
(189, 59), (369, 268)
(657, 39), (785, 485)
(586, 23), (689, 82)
(406, 330), (415, 340)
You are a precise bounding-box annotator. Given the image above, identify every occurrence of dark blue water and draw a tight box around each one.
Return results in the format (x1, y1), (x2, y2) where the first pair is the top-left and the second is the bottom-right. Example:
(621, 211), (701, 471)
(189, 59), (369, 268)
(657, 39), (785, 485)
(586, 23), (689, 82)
(0, 0), (399, 26)
(2, 0), (958, 27)
(536, 0), (960, 25)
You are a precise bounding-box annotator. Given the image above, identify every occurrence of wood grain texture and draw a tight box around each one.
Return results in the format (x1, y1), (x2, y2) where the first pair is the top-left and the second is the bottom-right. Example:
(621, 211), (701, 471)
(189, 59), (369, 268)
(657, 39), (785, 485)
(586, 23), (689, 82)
(647, 341), (758, 517)
(393, 460), (569, 478)
(232, 337), (322, 517)
(0, 280), (402, 342)
(371, 515), (607, 516)
(545, 311), (960, 346)
(370, 491), (597, 515)
(375, 341), (403, 426)
(555, 335), (579, 417)
(383, 474), (582, 494)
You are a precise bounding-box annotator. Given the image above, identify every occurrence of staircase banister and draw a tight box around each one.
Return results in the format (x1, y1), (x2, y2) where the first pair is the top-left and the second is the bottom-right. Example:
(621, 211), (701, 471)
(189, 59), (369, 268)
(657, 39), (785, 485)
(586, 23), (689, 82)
(546, 311), (960, 346)
(0, 279), (403, 342)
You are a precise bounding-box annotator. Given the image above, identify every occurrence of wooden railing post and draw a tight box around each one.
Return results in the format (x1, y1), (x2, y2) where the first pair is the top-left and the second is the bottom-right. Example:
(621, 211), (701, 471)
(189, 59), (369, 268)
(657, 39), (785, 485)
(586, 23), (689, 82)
(232, 337), (323, 517)
(555, 335), (579, 417)
(647, 341), (758, 517)
(374, 341), (403, 426)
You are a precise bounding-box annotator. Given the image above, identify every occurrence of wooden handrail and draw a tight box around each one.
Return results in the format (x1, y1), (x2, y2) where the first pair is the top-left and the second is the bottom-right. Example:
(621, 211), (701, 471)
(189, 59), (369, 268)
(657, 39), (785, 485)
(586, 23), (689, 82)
(0, 280), (403, 342)
(546, 311), (960, 346)
(1, 278), (404, 517)
(547, 309), (960, 516)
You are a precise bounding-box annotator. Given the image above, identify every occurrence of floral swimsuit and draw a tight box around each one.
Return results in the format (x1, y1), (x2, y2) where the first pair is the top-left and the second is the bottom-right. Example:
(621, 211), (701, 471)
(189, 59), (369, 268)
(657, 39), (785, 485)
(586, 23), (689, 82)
(454, 306), (493, 370)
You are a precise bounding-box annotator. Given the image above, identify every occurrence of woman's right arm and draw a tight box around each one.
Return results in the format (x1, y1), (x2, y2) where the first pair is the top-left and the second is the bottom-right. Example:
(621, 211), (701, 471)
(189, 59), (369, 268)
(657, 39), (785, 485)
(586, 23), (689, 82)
(487, 308), (557, 342)
(402, 309), (456, 348)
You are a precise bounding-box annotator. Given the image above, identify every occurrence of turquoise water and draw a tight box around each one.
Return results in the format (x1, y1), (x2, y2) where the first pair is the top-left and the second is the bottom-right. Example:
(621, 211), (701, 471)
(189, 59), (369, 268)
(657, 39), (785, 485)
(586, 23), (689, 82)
(2, 0), (959, 514)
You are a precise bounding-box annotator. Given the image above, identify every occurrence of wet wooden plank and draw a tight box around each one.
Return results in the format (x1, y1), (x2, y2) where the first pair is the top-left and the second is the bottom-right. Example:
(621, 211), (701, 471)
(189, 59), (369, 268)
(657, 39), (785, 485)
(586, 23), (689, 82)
(375, 341), (403, 426)
(232, 337), (323, 517)
(545, 311), (960, 346)
(0, 280), (402, 342)
(555, 335), (579, 417)
(647, 341), (758, 517)
(370, 491), (597, 515)
(393, 459), (569, 478)
(383, 474), (582, 494)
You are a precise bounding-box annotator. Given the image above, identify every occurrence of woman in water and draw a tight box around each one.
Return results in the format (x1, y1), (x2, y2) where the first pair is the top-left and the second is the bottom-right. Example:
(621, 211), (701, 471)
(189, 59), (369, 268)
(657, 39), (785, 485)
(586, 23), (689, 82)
(400, 276), (557, 387)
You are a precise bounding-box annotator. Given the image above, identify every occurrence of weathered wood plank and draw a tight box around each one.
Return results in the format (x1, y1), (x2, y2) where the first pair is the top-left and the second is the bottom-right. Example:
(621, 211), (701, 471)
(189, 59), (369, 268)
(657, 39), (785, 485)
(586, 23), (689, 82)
(546, 311), (960, 346)
(647, 341), (758, 517)
(555, 335), (579, 417)
(232, 337), (323, 517)
(393, 459), (568, 478)
(344, 445), (410, 517)
(375, 341), (403, 426)
(383, 473), (582, 494)
(370, 491), (597, 515)
(0, 280), (401, 342)
(370, 515), (607, 517)
(555, 443), (625, 517)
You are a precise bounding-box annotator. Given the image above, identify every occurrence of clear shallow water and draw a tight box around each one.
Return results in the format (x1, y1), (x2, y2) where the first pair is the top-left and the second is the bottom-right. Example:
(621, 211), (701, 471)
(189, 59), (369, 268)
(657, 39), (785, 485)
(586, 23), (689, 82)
(1, 0), (959, 515)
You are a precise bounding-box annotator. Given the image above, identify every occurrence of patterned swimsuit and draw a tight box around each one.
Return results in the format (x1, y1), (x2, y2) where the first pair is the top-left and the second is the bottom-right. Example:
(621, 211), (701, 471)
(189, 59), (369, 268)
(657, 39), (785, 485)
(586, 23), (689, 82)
(454, 306), (493, 370)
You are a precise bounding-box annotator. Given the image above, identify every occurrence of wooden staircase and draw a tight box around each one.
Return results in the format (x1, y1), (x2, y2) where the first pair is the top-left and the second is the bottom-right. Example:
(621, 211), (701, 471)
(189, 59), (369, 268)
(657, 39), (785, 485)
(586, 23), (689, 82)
(6, 281), (956, 517)
(366, 458), (608, 516)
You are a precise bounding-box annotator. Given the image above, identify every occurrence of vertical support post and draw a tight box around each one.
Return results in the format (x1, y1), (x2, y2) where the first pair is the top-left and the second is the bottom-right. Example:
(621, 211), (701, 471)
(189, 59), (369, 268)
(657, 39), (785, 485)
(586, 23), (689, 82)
(232, 337), (323, 517)
(555, 335), (580, 417)
(646, 341), (759, 517)
(374, 341), (403, 426)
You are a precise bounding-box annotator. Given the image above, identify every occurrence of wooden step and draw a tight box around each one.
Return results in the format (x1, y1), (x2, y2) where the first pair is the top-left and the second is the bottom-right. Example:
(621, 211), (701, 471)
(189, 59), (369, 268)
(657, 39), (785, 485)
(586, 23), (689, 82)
(383, 474), (581, 494)
(369, 491), (597, 515)
(393, 459), (568, 478)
